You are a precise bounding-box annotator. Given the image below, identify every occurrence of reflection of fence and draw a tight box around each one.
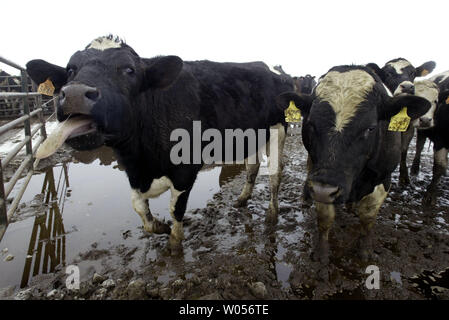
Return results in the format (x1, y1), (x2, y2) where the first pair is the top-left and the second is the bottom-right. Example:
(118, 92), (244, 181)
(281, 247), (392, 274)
(0, 56), (55, 241)
(20, 164), (69, 288)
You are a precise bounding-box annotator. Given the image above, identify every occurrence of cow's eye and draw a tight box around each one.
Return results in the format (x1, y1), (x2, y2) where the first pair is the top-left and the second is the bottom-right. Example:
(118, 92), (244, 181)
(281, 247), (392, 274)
(67, 68), (75, 77)
(124, 67), (135, 75)
(364, 126), (376, 139)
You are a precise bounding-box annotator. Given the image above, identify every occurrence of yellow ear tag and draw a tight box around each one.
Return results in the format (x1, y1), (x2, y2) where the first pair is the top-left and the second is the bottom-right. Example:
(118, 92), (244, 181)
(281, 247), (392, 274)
(445, 96), (449, 105)
(37, 79), (55, 96)
(388, 107), (411, 132)
(285, 100), (302, 123)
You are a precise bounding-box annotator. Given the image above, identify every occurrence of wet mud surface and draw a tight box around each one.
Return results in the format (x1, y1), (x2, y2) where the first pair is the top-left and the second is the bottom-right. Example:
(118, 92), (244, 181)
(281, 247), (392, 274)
(0, 128), (448, 300)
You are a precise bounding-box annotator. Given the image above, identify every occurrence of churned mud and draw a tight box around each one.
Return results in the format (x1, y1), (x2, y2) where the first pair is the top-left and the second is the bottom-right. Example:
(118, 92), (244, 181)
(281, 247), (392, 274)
(0, 127), (448, 300)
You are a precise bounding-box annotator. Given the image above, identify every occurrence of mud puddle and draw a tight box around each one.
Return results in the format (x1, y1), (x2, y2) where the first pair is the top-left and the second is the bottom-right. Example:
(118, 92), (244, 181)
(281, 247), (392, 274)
(0, 127), (448, 300)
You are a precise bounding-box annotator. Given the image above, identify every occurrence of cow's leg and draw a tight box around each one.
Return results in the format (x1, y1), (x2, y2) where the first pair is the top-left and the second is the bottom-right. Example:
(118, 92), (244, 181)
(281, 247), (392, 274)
(303, 155), (313, 203)
(234, 157), (260, 207)
(399, 127), (414, 186)
(131, 190), (171, 234)
(411, 130), (426, 176)
(423, 147), (448, 206)
(356, 183), (387, 260)
(266, 123), (286, 224)
(313, 202), (335, 263)
(168, 187), (190, 253)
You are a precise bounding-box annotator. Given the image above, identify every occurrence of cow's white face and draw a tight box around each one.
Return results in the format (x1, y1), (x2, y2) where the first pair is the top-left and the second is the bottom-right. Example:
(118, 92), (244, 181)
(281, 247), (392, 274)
(414, 80), (439, 128)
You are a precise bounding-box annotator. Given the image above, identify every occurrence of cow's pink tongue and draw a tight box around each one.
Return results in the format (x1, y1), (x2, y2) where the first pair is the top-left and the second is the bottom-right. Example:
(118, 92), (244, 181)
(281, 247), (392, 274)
(35, 117), (94, 159)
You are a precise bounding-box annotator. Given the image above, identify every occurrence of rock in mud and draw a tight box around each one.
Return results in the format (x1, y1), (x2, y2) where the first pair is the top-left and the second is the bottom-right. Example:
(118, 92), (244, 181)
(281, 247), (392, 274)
(15, 289), (33, 300)
(92, 273), (106, 284)
(431, 286), (449, 300)
(93, 288), (108, 300)
(46, 289), (60, 299)
(127, 279), (146, 300)
(249, 282), (267, 299)
(101, 279), (116, 289)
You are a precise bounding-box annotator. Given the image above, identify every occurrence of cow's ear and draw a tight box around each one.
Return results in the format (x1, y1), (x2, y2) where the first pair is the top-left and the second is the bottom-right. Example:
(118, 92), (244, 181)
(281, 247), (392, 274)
(26, 59), (67, 93)
(379, 94), (431, 121)
(276, 91), (312, 115)
(366, 63), (385, 81)
(416, 61), (436, 77)
(142, 56), (183, 91)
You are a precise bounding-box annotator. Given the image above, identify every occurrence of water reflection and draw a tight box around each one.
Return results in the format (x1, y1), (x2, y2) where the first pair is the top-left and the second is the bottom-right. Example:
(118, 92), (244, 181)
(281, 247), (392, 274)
(219, 164), (245, 187)
(20, 165), (68, 288)
(12, 146), (246, 289)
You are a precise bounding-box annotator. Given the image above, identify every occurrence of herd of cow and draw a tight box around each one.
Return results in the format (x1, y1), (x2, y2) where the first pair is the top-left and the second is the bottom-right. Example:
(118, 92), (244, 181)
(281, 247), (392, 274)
(22, 35), (448, 262)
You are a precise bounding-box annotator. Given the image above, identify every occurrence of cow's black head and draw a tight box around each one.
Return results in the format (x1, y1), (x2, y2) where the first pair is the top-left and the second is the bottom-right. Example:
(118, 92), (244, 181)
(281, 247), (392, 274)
(26, 35), (183, 153)
(294, 74), (316, 95)
(277, 65), (431, 204)
(367, 58), (435, 96)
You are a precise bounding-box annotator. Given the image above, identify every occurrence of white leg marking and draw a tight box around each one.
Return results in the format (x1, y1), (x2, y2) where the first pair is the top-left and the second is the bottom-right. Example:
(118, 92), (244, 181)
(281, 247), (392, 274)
(356, 184), (388, 234)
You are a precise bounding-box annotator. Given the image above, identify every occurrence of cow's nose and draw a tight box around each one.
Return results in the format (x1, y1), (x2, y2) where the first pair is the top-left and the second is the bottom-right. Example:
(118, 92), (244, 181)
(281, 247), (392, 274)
(60, 84), (100, 115)
(309, 181), (341, 204)
(399, 83), (415, 94)
(419, 117), (432, 128)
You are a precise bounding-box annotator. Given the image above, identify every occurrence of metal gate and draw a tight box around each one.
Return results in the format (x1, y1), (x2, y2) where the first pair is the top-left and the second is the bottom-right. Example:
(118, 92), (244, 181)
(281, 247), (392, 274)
(0, 55), (54, 241)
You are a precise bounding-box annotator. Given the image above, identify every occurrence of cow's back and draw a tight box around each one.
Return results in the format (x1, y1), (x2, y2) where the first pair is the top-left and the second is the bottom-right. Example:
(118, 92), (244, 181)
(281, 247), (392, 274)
(159, 60), (294, 131)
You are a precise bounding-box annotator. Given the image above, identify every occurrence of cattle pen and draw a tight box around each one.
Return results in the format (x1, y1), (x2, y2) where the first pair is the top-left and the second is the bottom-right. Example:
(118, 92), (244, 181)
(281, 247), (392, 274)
(0, 56), (55, 241)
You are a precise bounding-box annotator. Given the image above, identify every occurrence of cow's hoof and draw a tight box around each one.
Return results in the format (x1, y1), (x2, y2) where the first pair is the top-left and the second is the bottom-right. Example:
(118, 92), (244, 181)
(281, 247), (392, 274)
(168, 236), (183, 256)
(312, 240), (329, 264)
(423, 191), (436, 207)
(151, 220), (171, 235)
(233, 198), (248, 208)
(410, 165), (419, 176)
(265, 204), (278, 225)
(399, 175), (410, 187)
(358, 248), (371, 262)
(356, 237), (373, 262)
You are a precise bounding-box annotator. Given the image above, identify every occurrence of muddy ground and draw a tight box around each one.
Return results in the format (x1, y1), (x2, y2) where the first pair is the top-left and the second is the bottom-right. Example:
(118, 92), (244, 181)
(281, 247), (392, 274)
(1, 128), (448, 300)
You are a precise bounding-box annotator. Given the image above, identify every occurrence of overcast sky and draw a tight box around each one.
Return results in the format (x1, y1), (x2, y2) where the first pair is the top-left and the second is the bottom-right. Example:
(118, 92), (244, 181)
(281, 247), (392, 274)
(1, 0), (448, 79)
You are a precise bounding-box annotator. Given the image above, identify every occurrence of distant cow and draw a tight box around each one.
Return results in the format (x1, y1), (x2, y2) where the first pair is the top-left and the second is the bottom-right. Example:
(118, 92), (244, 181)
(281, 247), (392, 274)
(293, 74), (316, 95)
(410, 71), (449, 205)
(26, 35), (294, 251)
(367, 58), (436, 185)
(398, 80), (439, 186)
(277, 65), (430, 261)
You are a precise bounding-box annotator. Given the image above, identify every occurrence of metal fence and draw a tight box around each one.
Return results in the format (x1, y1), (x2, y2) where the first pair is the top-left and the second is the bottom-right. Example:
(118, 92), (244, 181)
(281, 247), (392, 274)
(0, 55), (54, 241)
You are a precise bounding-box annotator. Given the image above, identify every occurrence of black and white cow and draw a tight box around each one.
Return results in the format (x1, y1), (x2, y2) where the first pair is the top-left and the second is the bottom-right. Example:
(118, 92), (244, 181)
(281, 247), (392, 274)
(367, 58), (436, 185)
(277, 65), (430, 261)
(398, 80), (439, 187)
(26, 35), (294, 251)
(410, 71), (449, 205)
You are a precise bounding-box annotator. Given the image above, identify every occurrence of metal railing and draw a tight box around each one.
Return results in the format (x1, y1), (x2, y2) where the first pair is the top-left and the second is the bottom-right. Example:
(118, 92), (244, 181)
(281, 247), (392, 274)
(0, 55), (54, 241)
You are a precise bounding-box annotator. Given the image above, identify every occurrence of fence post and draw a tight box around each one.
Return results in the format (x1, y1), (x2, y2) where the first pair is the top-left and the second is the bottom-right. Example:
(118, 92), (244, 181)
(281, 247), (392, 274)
(0, 158), (8, 233)
(37, 94), (47, 139)
(20, 70), (33, 162)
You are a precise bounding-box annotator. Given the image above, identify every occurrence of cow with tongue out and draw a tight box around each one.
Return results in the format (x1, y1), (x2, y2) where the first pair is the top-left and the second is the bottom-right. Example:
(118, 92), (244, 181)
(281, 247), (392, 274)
(26, 35), (294, 252)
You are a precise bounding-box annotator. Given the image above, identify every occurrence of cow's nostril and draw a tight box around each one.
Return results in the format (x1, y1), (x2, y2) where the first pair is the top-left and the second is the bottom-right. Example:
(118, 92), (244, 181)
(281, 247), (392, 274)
(85, 89), (99, 101)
